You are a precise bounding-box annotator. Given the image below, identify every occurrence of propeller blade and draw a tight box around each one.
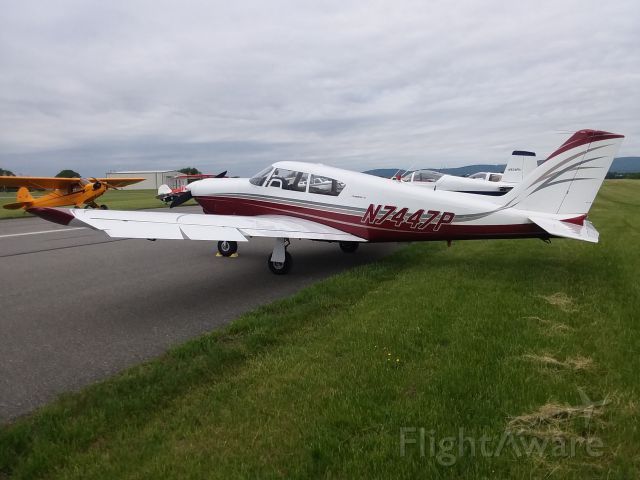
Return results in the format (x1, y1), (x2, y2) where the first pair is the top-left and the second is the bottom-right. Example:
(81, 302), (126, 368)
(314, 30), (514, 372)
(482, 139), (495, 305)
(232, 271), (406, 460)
(215, 170), (227, 178)
(170, 190), (193, 208)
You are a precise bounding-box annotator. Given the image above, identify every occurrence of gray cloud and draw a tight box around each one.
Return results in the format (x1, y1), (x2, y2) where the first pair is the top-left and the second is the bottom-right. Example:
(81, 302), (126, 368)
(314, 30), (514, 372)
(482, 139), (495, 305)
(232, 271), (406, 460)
(0, 0), (638, 177)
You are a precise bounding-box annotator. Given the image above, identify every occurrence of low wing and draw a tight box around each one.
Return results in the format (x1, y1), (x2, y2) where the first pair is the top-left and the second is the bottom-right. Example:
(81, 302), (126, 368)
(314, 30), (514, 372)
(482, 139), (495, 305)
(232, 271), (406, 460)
(98, 178), (145, 187)
(28, 208), (366, 242)
(0, 176), (81, 190)
(529, 216), (599, 243)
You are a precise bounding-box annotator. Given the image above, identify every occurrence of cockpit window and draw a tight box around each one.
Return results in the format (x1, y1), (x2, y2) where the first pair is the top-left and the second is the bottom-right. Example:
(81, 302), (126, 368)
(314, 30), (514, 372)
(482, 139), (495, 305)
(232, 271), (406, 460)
(267, 168), (310, 192)
(401, 170), (442, 183)
(250, 166), (274, 186)
(417, 170), (443, 182)
(489, 174), (502, 182)
(309, 175), (345, 196)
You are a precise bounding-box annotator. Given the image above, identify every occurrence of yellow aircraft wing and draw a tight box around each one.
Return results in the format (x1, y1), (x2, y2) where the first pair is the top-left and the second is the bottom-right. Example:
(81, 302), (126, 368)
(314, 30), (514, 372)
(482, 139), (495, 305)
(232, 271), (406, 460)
(95, 178), (145, 187)
(0, 176), (82, 190)
(0, 176), (144, 189)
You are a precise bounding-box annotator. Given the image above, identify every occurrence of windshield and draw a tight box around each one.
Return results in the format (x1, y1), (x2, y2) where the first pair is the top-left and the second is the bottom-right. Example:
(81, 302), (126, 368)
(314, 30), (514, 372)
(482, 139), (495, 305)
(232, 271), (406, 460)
(250, 166), (274, 186)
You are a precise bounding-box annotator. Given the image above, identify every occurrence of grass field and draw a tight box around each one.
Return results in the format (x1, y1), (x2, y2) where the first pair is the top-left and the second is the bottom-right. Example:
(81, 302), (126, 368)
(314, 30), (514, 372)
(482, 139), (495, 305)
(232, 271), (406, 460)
(1, 180), (638, 479)
(0, 189), (196, 219)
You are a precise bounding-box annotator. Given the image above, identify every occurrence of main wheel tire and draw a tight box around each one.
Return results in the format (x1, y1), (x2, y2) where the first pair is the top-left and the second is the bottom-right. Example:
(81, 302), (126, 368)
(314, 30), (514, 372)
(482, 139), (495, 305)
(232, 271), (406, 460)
(268, 251), (293, 275)
(218, 240), (238, 257)
(339, 241), (359, 253)
(84, 205), (93, 209)
(99, 204), (108, 210)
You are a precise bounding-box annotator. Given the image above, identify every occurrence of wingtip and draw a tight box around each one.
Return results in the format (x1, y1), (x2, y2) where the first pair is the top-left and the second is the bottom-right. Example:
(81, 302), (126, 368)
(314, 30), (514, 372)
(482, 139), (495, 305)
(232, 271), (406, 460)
(27, 207), (76, 226)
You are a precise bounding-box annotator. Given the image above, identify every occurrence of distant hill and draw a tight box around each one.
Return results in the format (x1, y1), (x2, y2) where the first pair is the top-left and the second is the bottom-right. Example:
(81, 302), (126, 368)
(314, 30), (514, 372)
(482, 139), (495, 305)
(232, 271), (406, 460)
(610, 157), (640, 173)
(365, 157), (640, 178)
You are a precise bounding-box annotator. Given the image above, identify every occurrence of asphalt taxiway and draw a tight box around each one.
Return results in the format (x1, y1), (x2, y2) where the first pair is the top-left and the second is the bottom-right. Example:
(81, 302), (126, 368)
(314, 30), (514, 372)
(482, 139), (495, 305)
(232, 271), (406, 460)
(0, 207), (398, 422)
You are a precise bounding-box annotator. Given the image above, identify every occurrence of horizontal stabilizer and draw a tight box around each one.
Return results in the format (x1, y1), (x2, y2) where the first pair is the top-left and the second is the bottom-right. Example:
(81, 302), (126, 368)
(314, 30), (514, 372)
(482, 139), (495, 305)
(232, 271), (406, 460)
(529, 216), (599, 243)
(3, 202), (31, 210)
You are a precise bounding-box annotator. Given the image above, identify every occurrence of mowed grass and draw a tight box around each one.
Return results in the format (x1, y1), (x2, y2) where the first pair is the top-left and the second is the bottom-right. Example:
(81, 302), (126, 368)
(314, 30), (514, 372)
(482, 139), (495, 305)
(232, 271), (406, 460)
(1, 180), (639, 479)
(0, 189), (195, 219)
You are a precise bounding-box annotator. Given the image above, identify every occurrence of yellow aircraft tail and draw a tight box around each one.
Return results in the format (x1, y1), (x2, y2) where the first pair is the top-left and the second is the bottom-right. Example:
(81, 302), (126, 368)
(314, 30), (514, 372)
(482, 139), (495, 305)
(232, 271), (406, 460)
(3, 187), (34, 209)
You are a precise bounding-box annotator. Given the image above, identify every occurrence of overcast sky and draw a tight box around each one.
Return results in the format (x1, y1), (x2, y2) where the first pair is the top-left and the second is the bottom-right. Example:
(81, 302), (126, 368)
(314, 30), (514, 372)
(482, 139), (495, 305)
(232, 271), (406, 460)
(1, 0), (638, 177)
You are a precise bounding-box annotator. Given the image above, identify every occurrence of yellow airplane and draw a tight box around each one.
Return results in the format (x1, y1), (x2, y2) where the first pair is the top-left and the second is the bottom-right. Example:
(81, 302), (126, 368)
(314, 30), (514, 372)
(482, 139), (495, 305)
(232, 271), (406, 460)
(0, 176), (144, 210)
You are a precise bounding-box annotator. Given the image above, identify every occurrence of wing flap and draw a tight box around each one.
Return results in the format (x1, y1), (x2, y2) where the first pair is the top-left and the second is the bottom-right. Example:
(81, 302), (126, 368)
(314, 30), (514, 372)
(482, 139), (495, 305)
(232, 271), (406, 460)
(238, 214), (364, 241)
(105, 222), (185, 240)
(529, 216), (599, 243)
(180, 225), (247, 241)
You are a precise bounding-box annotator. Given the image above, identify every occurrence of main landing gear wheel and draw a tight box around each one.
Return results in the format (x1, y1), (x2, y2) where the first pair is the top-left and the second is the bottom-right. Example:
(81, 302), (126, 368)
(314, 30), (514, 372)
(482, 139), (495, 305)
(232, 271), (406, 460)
(85, 202), (104, 209)
(217, 240), (238, 257)
(339, 241), (359, 253)
(268, 251), (293, 275)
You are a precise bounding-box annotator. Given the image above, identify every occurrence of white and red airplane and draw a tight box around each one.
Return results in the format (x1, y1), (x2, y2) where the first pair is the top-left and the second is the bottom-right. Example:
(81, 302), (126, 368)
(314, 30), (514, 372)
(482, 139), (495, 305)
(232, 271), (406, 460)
(29, 129), (623, 274)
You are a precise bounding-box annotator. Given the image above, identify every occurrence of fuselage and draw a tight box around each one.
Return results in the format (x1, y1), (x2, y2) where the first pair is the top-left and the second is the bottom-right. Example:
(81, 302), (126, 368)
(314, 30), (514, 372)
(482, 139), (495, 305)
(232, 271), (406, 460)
(187, 161), (545, 242)
(21, 186), (107, 209)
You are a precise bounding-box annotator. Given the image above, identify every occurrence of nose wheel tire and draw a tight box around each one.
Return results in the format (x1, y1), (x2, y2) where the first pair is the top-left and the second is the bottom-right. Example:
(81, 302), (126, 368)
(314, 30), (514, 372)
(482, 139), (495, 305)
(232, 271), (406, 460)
(99, 205), (108, 210)
(339, 241), (359, 253)
(268, 251), (293, 275)
(218, 240), (238, 257)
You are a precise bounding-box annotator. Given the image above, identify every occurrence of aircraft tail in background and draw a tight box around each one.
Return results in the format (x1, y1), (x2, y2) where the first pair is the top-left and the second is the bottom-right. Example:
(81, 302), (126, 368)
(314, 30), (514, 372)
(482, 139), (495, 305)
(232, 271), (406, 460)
(501, 150), (537, 183)
(3, 186), (34, 210)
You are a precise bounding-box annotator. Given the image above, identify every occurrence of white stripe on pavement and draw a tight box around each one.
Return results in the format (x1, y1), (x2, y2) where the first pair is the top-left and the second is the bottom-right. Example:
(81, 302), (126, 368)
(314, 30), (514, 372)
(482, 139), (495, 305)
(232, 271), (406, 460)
(0, 227), (86, 239)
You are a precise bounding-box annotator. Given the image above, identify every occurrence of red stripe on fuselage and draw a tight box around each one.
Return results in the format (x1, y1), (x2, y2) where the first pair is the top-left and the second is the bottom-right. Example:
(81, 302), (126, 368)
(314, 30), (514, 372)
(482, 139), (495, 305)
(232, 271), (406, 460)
(195, 195), (548, 242)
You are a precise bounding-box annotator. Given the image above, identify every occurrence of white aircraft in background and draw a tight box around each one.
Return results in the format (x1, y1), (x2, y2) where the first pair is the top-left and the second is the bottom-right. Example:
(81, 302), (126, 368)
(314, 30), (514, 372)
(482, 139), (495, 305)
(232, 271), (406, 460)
(30, 129), (623, 275)
(397, 150), (539, 196)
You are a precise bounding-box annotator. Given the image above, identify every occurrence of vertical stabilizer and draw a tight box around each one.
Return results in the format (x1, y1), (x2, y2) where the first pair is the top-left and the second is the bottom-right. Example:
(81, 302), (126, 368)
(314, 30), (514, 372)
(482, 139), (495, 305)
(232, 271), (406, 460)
(500, 130), (624, 215)
(502, 150), (537, 183)
(3, 187), (35, 210)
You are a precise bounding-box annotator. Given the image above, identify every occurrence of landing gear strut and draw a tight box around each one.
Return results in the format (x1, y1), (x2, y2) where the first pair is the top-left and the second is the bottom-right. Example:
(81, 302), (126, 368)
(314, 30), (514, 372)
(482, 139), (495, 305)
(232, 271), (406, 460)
(268, 238), (292, 275)
(217, 240), (238, 257)
(339, 241), (359, 253)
